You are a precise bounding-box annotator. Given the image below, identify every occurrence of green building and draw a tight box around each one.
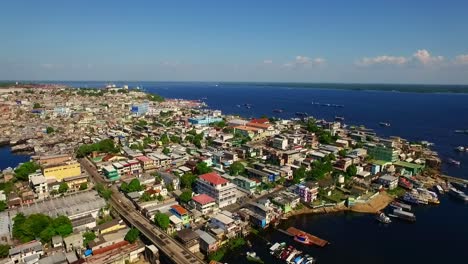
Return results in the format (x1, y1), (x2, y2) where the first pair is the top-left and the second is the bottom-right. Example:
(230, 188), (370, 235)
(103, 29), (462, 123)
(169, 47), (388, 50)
(102, 165), (119, 181)
(232, 176), (258, 194)
(393, 161), (425, 176)
(368, 145), (399, 162)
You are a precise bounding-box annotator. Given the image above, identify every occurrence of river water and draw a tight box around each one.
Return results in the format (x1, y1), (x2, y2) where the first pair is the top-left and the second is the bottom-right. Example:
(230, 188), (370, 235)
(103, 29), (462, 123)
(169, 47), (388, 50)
(40, 82), (468, 263)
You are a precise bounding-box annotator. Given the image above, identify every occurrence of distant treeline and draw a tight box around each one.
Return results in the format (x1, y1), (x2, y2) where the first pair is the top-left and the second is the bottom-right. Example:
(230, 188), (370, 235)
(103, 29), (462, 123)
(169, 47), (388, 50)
(219, 82), (468, 94)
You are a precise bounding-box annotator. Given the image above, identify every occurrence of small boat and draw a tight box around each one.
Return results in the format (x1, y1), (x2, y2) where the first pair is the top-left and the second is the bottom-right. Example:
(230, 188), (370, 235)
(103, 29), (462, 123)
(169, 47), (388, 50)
(236, 104), (241, 107)
(391, 208), (416, 222)
(447, 158), (461, 166)
(246, 252), (263, 263)
(435, 185), (444, 194)
(304, 255), (317, 264)
(399, 177), (414, 190)
(449, 187), (468, 202)
(334, 116), (345, 121)
(379, 122), (391, 127)
(390, 201), (412, 211)
(455, 146), (465, 152)
(273, 108), (284, 113)
(294, 233), (313, 245)
(295, 112), (308, 117)
(376, 212), (391, 224)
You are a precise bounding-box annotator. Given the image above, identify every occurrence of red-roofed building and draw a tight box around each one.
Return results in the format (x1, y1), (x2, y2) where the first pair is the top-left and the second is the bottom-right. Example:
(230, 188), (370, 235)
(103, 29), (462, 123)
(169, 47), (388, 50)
(191, 194), (218, 215)
(250, 118), (269, 124)
(170, 205), (190, 225)
(136, 156), (155, 171)
(196, 173), (237, 208)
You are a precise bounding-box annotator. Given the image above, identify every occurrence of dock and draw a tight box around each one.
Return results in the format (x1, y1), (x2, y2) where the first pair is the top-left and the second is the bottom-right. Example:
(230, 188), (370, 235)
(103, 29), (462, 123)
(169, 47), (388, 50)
(286, 227), (329, 247)
(440, 175), (468, 185)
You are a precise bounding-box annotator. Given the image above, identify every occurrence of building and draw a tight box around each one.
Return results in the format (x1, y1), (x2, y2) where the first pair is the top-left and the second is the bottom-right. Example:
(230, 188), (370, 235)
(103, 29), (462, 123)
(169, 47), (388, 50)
(136, 156), (156, 171)
(196, 172), (237, 208)
(102, 165), (119, 181)
(295, 182), (319, 203)
(35, 154), (72, 166)
(191, 194), (217, 215)
(131, 102), (149, 116)
(195, 229), (218, 253)
(232, 176), (258, 194)
(94, 218), (127, 235)
(188, 116), (223, 125)
(29, 173), (48, 200)
(170, 205), (190, 226)
(368, 145), (399, 162)
(9, 240), (43, 264)
(378, 174), (398, 190)
(0, 213), (11, 244)
(159, 171), (180, 190)
(63, 233), (84, 252)
(176, 229), (200, 253)
(42, 161), (81, 181)
(272, 137), (288, 150)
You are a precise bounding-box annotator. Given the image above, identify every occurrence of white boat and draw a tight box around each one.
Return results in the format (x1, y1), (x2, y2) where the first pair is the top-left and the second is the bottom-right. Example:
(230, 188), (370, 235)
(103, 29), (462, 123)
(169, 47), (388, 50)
(376, 212), (391, 224)
(455, 146), (465, 152)
(435, 185), (444, 194)
(449, 188), (468, 202)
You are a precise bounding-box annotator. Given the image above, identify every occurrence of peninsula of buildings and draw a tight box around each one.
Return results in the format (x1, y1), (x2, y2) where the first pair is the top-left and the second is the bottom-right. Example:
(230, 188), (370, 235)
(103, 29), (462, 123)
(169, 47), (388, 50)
(0, 83), (456, 264)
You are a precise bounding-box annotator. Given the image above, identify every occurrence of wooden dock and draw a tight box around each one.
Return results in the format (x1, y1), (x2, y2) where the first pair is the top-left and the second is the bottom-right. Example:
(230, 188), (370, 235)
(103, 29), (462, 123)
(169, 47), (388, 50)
(286, 227), (329, 247)
(440, 175), (468, 185)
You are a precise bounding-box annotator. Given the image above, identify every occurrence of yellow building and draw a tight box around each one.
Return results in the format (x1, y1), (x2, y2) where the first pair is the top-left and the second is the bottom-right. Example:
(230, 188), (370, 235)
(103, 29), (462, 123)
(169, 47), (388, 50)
(42, 162), (82, 180)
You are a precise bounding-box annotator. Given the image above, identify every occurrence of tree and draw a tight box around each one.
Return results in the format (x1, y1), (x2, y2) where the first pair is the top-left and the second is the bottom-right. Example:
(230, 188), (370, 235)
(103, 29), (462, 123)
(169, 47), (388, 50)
(346, 164), (357, 178)
(157, 194), (164, 201)
(52, 215), (73, 237)
(79, 182), (88, 190)
(179, 190), (192, 203)
(83, 231), (96, 247)
(14, 161), (40, 181)
(229, 161), (245, 176)
(154, 213), (170, 230)
(0, 244), (9, 258)
(12, 213), (72, 243)
(124, 228), (140, 244)
(76, 139), (120, 158)
(195, 162), (212, 175)
(0, 201), (6, 212)
(338, 149), (347, 157)
(46, 127), (55, 134)
(162, 147), (170, 155)
(58, 182), (69, 194)
(293, 166), (307, 184)
(33, 102), (41, 109)
(160, 134), (170, 145)
(180, 173), (197, 189)
(95, 183), (112, 200)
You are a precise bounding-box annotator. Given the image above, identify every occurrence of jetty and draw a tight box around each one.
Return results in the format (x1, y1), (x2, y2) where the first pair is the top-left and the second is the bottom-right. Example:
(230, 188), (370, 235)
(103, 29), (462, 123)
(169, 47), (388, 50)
(440, 175), (468, 185)
(285, 227), (329, 247)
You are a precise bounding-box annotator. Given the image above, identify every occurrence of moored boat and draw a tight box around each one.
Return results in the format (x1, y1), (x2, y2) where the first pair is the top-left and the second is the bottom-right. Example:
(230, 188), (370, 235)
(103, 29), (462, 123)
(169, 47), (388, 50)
(447, 158), (461, 166)
(375, 212), (391, 224)
(379, 122), (391, 127)
(391, 208), (416, 222)
(449, 187), (468, 202)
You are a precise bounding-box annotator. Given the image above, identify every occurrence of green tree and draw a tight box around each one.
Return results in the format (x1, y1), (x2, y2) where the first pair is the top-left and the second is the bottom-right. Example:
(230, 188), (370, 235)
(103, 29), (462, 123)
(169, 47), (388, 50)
(52, 215), (73, 237)
(346, 164), (357, 178)
(33, 102), (41, 109)
(0, 201), (7, 212)
(79, 182), (88, 190)
(195, 162), (212, 175)
(0, 244), (9, 258)
(293, 166), (307, 183)
(160, 134), (170, 145)
(46, 127), (55, 134)
(58, 182), (69, 193)
(180, 173), (197, 189)
(83, 231), (96, 246)
(338, 149), (347, 157)
(76, 139), (120, 158)
(179, 190), (192, 203)
(229, 161), (245, 176)
(162, 147), (170, 155)
(95, 183), (113, 200)
(124, 228), (140, 244)
(154, 213), (170, 230)
(14, 161), (40, 181)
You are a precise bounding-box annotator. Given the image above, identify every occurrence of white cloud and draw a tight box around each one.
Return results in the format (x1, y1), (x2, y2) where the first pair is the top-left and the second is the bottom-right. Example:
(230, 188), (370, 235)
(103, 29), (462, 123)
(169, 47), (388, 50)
(412, 49), (444, 65)
(283, 55), (326, 68)
(357, 55), (408, 66)
(454, 54), (468, 65)
(263, 59), (273, 64)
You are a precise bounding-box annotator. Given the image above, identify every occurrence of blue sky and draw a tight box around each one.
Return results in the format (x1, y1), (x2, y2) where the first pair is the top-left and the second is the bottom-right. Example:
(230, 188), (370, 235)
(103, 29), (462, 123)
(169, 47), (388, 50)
(1, 0), (467, 84)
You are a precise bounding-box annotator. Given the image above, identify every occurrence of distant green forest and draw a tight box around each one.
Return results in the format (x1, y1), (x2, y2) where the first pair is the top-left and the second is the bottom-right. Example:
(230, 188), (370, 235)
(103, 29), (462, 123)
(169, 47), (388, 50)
(219, 82), (468, 94)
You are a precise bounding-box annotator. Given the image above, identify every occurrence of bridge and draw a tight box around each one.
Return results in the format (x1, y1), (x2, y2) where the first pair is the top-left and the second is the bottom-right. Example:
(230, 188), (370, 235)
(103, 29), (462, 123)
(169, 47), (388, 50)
(79, 158), (205, 264)
(440, 175), (468, 185)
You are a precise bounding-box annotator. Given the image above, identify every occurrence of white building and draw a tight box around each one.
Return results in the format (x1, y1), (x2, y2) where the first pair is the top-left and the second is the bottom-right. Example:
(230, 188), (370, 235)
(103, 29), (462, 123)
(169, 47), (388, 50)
(196, 172), (237, 208)
(29, 173), (49, 200)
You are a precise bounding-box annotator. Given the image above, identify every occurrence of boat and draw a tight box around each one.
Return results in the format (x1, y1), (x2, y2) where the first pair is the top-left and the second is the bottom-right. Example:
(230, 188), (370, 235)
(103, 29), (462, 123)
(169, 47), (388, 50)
(379, 122), (391, 127)
(390, 201), (412, 211)
(449, 188), (468, 202)
(454, 130), (468, 134)
(334, 116), (345, 121)
(402, 192), (420, 205)
(273, 108), (284, 113)
(435, 185), (444, 194)
(236, 104), (241, 107)
(304, 255), (317, 264)
(286, 227), (329, 247)
(375, 212), (391, 224)
(246, 252), (263, 263)
(398, 177), (414, 190)
(447, 158), (461, 166)
(452, 182), (467, 189)
(294, 233), (313, 245)
(455, 146), (465, 152)
(391, 208), (416, 222)
(295, 112), (308, 117)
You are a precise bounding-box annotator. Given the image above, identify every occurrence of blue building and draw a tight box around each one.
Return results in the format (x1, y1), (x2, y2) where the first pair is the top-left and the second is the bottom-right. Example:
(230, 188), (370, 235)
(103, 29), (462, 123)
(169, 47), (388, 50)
(131, 102), (149, 116)
(188, 116), (223, 125)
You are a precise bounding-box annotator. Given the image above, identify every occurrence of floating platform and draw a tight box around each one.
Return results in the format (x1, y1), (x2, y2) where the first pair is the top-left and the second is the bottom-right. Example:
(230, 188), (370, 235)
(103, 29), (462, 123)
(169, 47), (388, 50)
(286, 227), (329, 247)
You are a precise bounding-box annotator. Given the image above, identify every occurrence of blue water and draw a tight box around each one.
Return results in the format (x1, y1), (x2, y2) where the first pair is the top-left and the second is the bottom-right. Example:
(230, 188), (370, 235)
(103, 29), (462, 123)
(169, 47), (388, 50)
(43, 81), (468, 263)
(0, 146), (30, 170)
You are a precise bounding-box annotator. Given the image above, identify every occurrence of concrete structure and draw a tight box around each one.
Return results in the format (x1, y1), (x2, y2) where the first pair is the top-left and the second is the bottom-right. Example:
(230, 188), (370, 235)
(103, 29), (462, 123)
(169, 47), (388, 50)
(102, 165), (119, 181)
(191, 194), (217, 215)
(232, 176), (258, 194)
(196, 172), (237, 208)
(195, 229), (218, 253)
(42, 161), (81, 181)
(378, 174), (398, 190)
(176, 229), (200, 253)
(9, 241), (43, 264)
(188, 116), (223, 125)
(170, 205), (190, 226)
(368, 145), (399, 162)
(29, 173), (48, 200)
(63, 233), (84, 252)
(131, 102), (149, 116)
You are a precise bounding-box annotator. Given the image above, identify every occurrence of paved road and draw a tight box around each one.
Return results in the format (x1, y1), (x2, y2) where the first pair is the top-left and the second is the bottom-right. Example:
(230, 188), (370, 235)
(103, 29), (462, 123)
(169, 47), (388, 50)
(79, 158), (205, 264)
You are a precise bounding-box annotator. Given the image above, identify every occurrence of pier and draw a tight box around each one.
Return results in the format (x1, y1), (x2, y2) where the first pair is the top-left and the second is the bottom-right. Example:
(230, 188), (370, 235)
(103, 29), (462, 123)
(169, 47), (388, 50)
(286, 227), (329, 247)
(440, 175), (468, 185)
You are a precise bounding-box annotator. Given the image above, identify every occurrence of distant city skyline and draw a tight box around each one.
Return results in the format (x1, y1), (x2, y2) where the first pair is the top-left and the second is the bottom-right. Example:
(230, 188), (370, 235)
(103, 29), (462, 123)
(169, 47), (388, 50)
(1, 0), (467, 84)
